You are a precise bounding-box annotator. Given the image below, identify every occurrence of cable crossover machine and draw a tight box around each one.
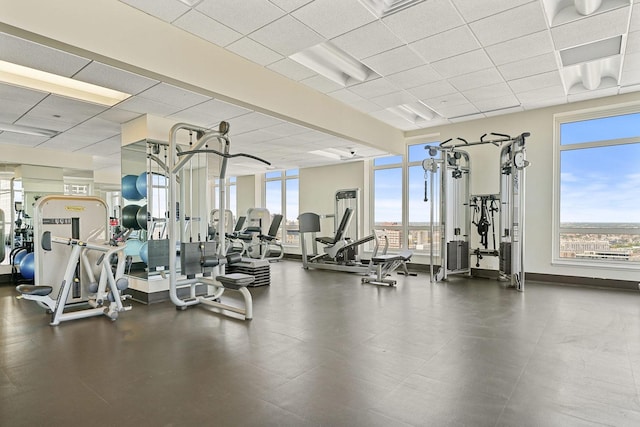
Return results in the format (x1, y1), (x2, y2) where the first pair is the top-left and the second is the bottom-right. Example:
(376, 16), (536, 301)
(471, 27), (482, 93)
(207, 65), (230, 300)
(422, 132), (530, 291)
(167, 121), (270, 319)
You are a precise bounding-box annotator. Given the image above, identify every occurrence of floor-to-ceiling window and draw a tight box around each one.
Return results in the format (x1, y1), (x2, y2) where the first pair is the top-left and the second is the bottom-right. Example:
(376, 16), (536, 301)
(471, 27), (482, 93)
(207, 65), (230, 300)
(265, 169), (299, 245)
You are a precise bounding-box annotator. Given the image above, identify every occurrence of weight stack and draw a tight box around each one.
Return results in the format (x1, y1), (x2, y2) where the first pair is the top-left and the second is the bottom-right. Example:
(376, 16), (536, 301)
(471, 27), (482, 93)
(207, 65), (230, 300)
(447, 240), (469, 270)
(226, 258), (270, 287)
(499, 242), (512, 274)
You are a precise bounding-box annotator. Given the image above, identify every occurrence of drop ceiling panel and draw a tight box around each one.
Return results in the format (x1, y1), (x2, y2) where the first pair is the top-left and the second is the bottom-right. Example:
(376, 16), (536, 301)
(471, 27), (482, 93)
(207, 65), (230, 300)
(362, 46), (425, 76)
(328, 88), (368, 104)
(136, 83), (211, 110)
(431, 50), (494, 78)
(268, 0), (313, 12)
(567, 86), (620, 102)
(196, 0), (285, 34)
(267, 58), (317, 81)
(627, 31), (640, 53)
(331, 21), (405, 60)
(370, 91), (418, 108)
(0, 84), (48, 121)
(508, 70), (563, 94)
(485, 31), (555, 66)
(551, 7), (631, 50)
(173, 10), (243, 47)
(498, 53), (558, 81)
(40, 132), (103, 151)
(228, 112), (286, 133)
(292, 0), (376, 39)
(119, 0), (189, 23)
(382, 0), (464, 43)
(473, 94), (521, 112)
(433, 102), (480, 118)
(76, 135), (121, 156)
(73, 62), (159, 95)
(449, 68), (505, 92)
(422, 91), (469, 108)
(300, 75), (344, 93)
(227, 37), (283, 66)
(249, 15), (324, 56)
(469, 2), (547, 46)
(344, 97), (385, 113)
(385, 64), (442, 89)
(264, 121), (310, 137)
(16, 95), (107, 131)
(409, 26), (480, 63)
(233, 129), (282, 144)
(0, 132), (48, 147)
(97, 108), (142, 125)
(450, 0), (535, 22)
(631, 5), (640, 31)
(463, 82), (514, 102)
(515, 85), (567, 104)
(0, 33), (90, 77)
(116, 95), (186, 116)
(348, 78), (399, 99)
(408, 80), (458, 100)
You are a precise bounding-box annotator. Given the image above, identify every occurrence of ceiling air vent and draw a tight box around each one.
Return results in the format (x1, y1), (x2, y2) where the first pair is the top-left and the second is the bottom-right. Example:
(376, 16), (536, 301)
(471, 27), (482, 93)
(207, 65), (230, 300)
(359, 0), (426, 18)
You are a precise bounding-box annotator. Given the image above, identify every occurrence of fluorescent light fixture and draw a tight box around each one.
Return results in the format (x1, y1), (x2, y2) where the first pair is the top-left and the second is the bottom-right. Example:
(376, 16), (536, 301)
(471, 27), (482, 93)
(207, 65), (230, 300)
(559, 36), (621, 67)
(290, 42), (375, 86)
(388, 102), (436, 123)
(574, 0), (602, 15)
(309, 149), (341, 160)
(359, 0), (426, 18)
(0, 60), (131, 106)
(0, 122), (60, 137)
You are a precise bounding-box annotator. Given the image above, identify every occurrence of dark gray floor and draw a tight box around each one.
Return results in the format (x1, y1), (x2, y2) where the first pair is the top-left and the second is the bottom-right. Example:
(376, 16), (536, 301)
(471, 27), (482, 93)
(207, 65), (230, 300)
(2, 261), (640, 426)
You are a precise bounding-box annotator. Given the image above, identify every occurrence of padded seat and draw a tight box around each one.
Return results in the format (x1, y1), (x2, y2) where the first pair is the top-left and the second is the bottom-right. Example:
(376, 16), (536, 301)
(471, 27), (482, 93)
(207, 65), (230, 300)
(16, 285), (53, 296)
(217, 273), (255, 290)
(371, 251), (412, 264)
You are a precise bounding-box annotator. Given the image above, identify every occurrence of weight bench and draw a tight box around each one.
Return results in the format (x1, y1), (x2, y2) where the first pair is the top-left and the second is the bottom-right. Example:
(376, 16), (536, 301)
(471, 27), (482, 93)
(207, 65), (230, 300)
(361, 230), (414, 286)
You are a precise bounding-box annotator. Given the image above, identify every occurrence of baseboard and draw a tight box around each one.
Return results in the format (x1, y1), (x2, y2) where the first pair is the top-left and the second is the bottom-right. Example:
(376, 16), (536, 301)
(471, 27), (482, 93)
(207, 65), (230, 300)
(526, 273), (639, 291)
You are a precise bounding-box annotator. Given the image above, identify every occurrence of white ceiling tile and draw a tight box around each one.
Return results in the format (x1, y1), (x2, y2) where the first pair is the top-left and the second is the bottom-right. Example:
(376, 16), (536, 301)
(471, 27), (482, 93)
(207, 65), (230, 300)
(73, 61), (158, 95)
(431, 50), (494, 78)
(119, 0), (189, 22)
(227, 37), (283, 66)
(473, 95), (521, 112)
(470, 2), (547, 46)
(433, 102), (479, 118)
(450, 0), (534, 22)
(328, 89), (367, 104)
(508, 71), (563, 93)
(385, 64), (442, 89)
(483, 105), (523, 117)
(362, 46), (425, 76)
(300, 75), (344, 93)
(631, 5), (640, 31)
(620, 83), (640, 93)
(422, 92), (469, 109)
(369, 91), (418, 108)
(0, 83), (48, 121)
(348, 78), (398, 99)
(16, 95), (107, 131)
(229, 112), (284, 134)
(173, 10), (242, 47)
(268, 0), (313, 12)
(551, 7), (631, 50)
(498, 53), (559, 81)
(97, 108), (142, 125)
(485, 31), (555, 66)
(0, 33), (90, 77)
(249, 15), (324, 56)
(76, 135), (121, 157)
(463, 82), (513, 102)
(516, 85), (567, 104)
(345, 98), (386, 113)
(196, 0), (285, 34)
(116, 96), (183, 117)
(264, 122), (310, 136)
(627, 31), (640, 53)
(567, 86), (620, 102)
(0, 132), (48, 147)
(449, 112), (485, 123)
(292, 0), (376, 39)
(267, 58), (317, 81)
(168, 99), (227, 127)
(382, 0), (464, 43)
(409, 26), (480, 63)
(408, 80), (458, 100)
(233, 129), (282, 144)
(136, 83), (211, 110)
(331, 21), (404, 60)
(449, 68), (505, 92)
(206, 99), (253, 122)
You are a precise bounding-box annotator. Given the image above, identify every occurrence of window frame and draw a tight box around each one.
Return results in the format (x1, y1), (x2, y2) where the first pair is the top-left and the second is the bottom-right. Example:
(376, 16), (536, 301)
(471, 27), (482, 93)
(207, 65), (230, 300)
(264, 169), (299, 247)
(553, 102), (640, 270)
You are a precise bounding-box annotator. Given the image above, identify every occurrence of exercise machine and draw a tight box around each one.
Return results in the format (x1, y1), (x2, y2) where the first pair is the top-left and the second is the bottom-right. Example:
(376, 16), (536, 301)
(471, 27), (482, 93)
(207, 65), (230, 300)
(15, 231), (132, 325)
(361, 229), (414, 286)
(245, 214), (284, 261)
(423, 132), (530, 291)
(167, 121), (270, 320)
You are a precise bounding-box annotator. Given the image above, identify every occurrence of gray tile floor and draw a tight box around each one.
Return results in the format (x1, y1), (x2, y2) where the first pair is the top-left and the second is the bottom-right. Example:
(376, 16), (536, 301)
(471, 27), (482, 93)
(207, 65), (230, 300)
(2, 261), (640, 426)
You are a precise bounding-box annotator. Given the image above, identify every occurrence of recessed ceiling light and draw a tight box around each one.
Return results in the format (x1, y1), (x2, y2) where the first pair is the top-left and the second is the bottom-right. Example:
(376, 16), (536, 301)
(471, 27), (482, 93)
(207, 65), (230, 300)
(559, 36), (622, 67)
(0, 60), (131, 106)
(0, 122), (60, 137)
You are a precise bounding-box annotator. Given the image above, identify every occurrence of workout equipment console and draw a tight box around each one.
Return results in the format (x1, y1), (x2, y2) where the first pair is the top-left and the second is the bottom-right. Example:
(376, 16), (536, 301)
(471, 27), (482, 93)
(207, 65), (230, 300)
(16, 231), (132, 326)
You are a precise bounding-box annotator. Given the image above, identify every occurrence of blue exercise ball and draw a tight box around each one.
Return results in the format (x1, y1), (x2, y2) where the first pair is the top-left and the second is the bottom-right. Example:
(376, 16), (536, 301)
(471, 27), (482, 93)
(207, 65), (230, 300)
(124, 239), (144, 257)
(19, 252), (35, 280)
(13, 249), (27, 265)
(139, 241), (149, 264)
(136, 172), (148, 198)
(122, 174), (143, 201)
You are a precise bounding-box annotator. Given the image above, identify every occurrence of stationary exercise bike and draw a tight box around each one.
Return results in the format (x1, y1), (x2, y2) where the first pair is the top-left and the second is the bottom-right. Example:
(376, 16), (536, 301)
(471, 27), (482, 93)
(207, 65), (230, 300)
(16, 231), (132, 326)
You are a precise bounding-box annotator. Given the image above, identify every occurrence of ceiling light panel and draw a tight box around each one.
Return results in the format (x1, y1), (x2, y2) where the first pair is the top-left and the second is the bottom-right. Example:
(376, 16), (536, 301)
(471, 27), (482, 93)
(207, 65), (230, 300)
(362, 46), (425, 76)
(559, 35), (622, 66)
(331, 21), (405, 60)
(382, 0), (464, 43)
(249, 15), (324, 56)
(173, 10), (242, 47)
(0, 122), (59, 137)
(293, 0), (376, 39)
(550, 6), (631, 50)
(469, 2), (548, 47)
(195, 0), (284, 34)
(546, 0), (630, 26)
(409, 26), (480, 64)
(119, 0), (189, 23)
